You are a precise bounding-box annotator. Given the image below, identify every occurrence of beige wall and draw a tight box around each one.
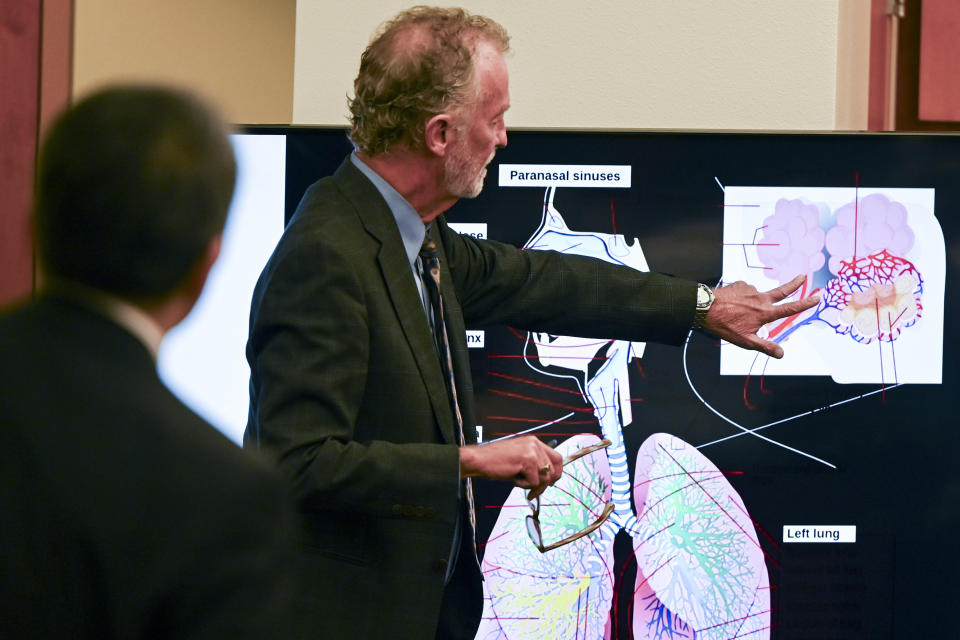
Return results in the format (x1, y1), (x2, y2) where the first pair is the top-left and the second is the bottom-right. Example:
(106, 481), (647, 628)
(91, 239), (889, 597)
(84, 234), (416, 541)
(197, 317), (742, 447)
(72, 0), (296, 124)
(836, 0), (872, 130)
(294, 0), (871, 131)
(69, 1), (871, 130)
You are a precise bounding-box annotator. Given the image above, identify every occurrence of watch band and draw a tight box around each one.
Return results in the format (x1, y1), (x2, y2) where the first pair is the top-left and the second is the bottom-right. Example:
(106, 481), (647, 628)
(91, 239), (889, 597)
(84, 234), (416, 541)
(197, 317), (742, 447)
(692, 283), (714, 329)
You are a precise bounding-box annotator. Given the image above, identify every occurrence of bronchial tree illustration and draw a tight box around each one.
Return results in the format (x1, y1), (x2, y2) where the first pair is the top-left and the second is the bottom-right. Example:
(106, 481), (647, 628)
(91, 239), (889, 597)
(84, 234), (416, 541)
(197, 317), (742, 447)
(476, 188), (770, 640)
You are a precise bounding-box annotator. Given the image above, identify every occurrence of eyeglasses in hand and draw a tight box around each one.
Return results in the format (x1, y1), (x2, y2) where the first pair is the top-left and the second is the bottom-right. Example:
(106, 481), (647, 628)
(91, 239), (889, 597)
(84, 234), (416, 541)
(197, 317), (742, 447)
(525, 438), (614, 553)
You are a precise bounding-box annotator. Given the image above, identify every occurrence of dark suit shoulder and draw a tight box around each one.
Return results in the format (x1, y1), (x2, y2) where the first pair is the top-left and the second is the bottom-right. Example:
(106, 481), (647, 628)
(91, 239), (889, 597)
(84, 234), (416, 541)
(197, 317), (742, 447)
(250, 156), (397, 319)
(0, 299), (303, 639)
(1, 299), (285, 522)
(287, 158), (371, 228)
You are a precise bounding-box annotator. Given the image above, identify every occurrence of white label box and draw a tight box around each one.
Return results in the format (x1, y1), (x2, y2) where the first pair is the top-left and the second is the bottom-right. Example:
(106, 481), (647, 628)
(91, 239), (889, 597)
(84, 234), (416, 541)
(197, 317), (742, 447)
(783, 525), (856, 543)
(498, 164), (631, 188)
(448, 222), (487, 240)
(465, 330), (485, 348)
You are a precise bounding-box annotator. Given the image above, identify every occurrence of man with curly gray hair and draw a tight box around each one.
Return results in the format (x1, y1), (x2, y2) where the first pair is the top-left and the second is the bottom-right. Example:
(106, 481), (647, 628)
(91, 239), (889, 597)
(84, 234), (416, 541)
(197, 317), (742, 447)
(245, 6), (818, 639)
(348, 6), (509, 157)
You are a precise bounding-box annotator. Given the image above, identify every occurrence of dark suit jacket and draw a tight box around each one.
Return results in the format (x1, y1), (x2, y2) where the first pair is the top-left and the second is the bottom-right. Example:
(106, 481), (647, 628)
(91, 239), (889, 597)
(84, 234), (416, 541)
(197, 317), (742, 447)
(244, 158), (697, 638)
(0, 294), (303, 639)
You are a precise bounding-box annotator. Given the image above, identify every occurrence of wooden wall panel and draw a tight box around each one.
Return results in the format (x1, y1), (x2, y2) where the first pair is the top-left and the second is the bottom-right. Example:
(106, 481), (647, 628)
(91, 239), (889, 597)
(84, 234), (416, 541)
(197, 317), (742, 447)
(894, 0), (960, 130)
(39, 0), (73, 137)
(0, 1), (41, 306)
(918, 0), (960, 121)
(867, 0), (894, 130)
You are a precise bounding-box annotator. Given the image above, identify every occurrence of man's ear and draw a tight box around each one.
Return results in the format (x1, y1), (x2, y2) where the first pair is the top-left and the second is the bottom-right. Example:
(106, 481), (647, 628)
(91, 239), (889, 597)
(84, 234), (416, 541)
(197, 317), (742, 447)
(190, 234), (222, 301)
(424, 112), (454, 157)
(177, 234), (222, 312)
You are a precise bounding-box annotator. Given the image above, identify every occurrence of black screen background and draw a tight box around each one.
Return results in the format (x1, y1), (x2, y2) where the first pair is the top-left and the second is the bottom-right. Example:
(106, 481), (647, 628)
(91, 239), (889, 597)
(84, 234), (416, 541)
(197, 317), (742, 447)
(249, 126), (960, 639)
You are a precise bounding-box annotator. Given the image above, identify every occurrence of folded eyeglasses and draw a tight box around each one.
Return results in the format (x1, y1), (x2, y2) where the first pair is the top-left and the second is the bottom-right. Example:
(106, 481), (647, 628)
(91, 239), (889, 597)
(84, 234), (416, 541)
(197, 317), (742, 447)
(525, 438), (614, 553)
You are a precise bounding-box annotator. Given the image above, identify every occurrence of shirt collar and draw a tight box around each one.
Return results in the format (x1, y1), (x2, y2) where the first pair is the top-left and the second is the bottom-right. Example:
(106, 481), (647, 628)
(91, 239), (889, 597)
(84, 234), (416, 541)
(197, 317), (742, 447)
(350, 151), (426, 269)
(102, 296), (164, 361)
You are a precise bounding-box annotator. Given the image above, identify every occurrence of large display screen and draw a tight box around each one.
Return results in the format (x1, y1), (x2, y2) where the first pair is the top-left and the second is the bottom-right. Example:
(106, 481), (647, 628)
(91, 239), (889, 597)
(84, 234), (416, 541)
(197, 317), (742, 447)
(162, 127), (959, 639)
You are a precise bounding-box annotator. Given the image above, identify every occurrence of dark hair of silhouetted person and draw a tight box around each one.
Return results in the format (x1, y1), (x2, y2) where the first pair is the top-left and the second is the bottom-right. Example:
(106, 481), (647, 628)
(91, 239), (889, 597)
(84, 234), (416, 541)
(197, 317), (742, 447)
(33, 85), (237, 302)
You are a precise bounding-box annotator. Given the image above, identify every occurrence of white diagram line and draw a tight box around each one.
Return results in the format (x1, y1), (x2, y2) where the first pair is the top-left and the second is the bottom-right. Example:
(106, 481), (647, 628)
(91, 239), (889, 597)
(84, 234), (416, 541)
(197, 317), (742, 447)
(485, 411), (575, 443)
(681, 332), (838, 469)
(714, 176), (725, 192)
(698, 383), (902, 449)
(521, 332), (588, 398)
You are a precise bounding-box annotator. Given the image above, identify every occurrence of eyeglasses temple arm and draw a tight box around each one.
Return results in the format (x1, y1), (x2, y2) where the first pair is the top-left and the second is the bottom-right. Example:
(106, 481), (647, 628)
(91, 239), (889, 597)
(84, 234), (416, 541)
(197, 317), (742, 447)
(560, 438), (612, 466)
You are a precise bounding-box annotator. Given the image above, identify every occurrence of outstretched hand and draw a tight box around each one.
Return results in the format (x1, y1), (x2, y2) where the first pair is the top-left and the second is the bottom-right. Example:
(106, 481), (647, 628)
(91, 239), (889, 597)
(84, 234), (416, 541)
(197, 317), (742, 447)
(702, 274), (820, 359)
(460, 436), (563, 499)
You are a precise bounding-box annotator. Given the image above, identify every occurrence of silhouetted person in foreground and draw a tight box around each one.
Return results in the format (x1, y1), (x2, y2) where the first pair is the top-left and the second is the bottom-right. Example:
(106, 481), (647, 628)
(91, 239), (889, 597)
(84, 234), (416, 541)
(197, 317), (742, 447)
(0, 85), (304, 639)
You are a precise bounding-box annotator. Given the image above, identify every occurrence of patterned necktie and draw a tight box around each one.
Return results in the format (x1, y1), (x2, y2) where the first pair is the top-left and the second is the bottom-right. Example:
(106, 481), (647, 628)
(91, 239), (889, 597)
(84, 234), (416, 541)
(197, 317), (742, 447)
(419, 233), (479, 559)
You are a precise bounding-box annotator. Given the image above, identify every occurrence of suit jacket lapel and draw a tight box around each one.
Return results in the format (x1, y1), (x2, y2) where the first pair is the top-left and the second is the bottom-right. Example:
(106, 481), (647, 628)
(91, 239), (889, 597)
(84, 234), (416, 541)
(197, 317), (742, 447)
(331, 160), (458, 445)
(428, 223), (478, 446)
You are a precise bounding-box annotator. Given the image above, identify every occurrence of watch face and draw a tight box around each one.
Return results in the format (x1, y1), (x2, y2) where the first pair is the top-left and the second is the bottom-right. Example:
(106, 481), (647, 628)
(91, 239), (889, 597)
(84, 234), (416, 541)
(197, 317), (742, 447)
(697, 284), (711, 307)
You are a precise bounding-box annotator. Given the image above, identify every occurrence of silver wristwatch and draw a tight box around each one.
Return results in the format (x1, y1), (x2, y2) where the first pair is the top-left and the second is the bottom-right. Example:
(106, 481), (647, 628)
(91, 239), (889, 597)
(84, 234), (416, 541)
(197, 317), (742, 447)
(692, 283), (715, 328)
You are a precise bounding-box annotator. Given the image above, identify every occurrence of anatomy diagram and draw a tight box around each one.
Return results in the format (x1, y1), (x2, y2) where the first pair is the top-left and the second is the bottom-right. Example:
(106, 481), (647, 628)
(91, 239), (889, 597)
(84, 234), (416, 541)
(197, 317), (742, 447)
(476, 188), (771, 640)
(721, 186), (944, 384)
